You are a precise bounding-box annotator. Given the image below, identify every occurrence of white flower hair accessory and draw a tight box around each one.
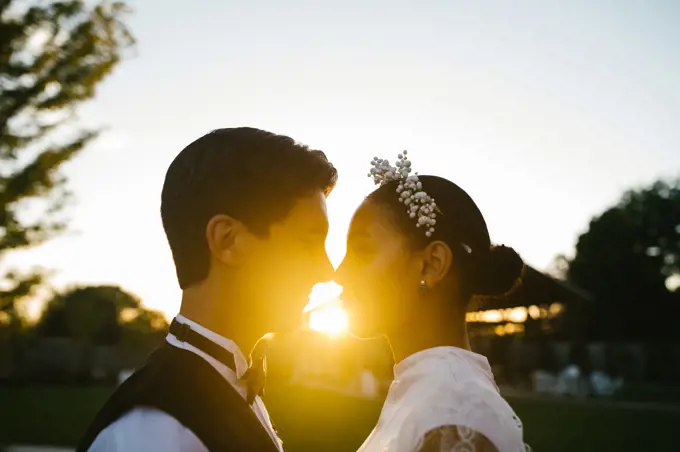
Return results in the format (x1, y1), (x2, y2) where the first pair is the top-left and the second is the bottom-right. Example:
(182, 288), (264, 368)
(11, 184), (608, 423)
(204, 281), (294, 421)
(368, 151), (441, 237)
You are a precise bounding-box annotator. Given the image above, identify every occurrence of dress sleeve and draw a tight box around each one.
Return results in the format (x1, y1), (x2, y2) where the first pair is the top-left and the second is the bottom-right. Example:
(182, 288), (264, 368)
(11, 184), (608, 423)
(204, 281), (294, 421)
(392, 380), (526, 452)
(413, 425), (499, 452)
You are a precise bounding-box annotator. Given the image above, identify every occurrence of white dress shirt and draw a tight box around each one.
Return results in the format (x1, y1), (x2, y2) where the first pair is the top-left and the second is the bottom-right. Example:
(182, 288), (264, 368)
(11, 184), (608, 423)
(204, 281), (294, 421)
(357, 346), (527, 452)
(88, 315), (283, 452)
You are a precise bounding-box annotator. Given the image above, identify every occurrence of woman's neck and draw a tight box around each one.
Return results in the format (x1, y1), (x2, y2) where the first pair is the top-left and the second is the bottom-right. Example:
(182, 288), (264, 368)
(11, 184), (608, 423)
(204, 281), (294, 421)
(388, 306), (471, 364)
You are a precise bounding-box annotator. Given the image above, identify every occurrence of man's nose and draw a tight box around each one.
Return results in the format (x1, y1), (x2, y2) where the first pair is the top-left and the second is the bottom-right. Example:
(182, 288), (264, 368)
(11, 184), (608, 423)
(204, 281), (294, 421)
(334, 259), (347, 287)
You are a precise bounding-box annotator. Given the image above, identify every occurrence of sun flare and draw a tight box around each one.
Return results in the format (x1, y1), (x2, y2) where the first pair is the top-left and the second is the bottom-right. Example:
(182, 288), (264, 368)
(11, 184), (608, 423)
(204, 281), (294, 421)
(304, 281), (349, 335)
(309, 306), (349, 335)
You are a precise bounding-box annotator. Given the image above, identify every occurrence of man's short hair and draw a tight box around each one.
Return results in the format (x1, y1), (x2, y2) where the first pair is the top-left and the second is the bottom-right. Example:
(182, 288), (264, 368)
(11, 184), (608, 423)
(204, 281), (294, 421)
(161, 127), (338, 289)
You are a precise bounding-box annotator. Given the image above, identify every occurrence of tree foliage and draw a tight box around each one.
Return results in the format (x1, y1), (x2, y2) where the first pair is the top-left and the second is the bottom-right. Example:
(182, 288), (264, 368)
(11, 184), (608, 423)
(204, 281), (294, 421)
(567, 180), (680, 341)
(38, 284), (167, 345)
(0, 0), (134, 314)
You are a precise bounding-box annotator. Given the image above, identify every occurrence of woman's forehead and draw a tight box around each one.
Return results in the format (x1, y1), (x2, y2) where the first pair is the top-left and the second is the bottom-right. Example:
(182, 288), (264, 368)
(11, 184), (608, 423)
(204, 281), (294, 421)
(349, 201), (398, 238)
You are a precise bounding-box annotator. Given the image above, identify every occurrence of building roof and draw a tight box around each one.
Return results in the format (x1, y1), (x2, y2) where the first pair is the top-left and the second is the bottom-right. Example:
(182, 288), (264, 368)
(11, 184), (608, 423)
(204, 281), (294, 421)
(474, 265), (592, 310)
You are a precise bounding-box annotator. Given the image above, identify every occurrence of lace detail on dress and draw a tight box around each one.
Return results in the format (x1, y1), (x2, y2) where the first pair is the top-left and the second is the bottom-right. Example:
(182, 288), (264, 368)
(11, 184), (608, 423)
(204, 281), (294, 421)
(413, 425), (499, 452)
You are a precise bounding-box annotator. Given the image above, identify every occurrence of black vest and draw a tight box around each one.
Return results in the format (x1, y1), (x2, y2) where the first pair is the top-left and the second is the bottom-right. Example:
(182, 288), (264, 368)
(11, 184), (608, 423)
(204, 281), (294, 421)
(77, 344), (280, 452)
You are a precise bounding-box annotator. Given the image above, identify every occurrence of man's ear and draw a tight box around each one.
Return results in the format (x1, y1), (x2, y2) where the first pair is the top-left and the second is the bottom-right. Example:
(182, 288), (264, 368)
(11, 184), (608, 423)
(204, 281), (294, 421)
(206, 214), (249, 267)
(421, 240), (453, 288)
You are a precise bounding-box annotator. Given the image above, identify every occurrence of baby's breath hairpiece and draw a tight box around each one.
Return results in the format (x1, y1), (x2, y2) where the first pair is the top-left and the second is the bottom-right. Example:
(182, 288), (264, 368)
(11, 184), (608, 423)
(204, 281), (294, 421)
(368, 151), (441, 237)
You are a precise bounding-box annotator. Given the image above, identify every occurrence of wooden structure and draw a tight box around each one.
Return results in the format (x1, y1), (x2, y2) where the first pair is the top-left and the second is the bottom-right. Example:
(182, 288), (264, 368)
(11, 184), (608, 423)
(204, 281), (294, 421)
(466, 265), (592, 340)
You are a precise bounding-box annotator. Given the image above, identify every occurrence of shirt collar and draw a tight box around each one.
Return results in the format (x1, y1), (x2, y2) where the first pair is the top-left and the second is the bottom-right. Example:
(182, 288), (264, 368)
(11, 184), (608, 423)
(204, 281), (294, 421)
(170, 314), (249, 378)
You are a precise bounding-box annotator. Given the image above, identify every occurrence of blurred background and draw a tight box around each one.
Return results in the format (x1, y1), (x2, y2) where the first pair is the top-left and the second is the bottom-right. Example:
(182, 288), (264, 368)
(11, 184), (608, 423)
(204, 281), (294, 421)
(1, 1), (680, 451)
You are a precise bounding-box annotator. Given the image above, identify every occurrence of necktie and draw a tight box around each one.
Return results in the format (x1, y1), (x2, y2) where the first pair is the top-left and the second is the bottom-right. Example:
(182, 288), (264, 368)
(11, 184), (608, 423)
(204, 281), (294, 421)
(242, 336), (268, 405)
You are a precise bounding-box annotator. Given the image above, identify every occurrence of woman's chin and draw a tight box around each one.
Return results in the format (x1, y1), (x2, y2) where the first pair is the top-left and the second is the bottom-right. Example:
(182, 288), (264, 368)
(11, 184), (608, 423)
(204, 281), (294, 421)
(348, 324), (382, 340)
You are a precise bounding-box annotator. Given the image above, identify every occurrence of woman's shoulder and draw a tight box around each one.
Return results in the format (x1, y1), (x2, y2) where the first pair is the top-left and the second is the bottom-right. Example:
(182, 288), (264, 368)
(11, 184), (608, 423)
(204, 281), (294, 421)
(405, 377), (516, 422)
(395, 378), (524, 452)
(403, 369), (507, 408)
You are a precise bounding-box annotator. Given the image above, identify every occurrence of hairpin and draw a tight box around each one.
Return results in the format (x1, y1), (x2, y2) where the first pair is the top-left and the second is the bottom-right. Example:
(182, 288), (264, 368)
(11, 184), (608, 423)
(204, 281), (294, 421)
(368, 151), (440, 237)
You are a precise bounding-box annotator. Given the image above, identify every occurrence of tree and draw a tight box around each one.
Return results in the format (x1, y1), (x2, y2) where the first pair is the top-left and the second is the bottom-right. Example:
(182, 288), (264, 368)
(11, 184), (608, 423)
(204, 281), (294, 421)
(566, 180), (680, 341)
(118, 298), (168, 352)
(39, 284), (139, 344)
(38, 284), (168, 345)
(0, 1), (134, 315)
(35, 284), (166, 380)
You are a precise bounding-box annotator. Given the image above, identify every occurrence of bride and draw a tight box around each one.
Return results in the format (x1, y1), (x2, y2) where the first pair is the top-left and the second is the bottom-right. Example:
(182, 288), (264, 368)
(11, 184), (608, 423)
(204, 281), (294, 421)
(336, 152), (530, 452)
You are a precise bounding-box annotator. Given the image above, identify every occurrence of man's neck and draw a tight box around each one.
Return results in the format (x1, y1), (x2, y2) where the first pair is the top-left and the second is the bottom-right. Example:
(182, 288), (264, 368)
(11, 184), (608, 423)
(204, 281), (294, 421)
(179, 286), (264, 357)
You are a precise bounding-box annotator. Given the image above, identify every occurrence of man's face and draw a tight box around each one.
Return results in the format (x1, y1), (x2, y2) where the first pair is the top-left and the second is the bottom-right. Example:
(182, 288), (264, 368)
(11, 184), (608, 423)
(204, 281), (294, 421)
(242, 191), (333, 332)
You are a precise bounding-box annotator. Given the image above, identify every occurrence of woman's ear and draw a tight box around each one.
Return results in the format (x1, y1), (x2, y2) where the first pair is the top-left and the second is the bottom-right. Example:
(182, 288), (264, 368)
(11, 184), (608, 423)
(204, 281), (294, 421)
(206, 214), (250, 267)
(421, 240), (453, 288)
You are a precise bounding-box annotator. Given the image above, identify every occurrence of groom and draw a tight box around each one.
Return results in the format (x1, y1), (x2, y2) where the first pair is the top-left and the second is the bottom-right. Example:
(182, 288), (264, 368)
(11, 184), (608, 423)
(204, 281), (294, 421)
(77, 128), (337, 451)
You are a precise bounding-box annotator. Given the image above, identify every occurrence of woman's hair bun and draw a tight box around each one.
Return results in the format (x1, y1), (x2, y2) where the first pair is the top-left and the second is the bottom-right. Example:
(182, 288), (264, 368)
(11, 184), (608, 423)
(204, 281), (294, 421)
(471, 245), (524, 297)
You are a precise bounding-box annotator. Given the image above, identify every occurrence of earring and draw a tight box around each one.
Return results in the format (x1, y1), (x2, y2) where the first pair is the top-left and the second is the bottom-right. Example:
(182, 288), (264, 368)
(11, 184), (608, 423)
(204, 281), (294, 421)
(419, 280), (428, 292)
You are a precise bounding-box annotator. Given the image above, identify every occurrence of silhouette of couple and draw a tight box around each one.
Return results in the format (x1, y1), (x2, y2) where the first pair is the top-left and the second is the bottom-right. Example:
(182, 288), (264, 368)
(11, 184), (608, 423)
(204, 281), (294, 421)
(78, 128), (530, 452)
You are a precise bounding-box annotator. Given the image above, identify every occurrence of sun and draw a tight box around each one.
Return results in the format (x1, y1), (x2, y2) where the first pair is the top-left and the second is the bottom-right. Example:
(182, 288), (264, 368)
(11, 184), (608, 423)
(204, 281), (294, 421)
(309, 305), (349, 335)
(304, 281), (349, 336)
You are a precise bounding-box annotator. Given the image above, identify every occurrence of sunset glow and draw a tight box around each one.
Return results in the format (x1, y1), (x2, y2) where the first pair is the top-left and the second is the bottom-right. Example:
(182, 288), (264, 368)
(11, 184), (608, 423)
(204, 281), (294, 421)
(305, 281), (349, 336)
(309, 306), (349, 336)
(304, 281), (343, 313)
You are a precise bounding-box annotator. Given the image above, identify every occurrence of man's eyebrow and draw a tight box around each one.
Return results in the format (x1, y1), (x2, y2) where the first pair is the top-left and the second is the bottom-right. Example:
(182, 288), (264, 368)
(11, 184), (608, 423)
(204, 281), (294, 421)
(307, 223), (329, 234)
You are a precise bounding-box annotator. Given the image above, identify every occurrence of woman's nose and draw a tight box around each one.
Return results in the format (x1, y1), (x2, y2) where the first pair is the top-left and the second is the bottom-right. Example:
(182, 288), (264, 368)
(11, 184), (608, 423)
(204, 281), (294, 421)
(315, 252), (335, 283)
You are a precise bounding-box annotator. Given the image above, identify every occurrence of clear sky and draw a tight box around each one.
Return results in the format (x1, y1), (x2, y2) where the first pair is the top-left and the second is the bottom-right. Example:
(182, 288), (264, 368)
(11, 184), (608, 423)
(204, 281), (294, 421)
(8, 0), (680, 318)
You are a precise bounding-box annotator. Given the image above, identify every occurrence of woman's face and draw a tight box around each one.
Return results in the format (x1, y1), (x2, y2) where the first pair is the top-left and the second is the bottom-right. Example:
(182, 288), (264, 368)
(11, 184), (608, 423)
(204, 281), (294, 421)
(336, 200), (424, 337)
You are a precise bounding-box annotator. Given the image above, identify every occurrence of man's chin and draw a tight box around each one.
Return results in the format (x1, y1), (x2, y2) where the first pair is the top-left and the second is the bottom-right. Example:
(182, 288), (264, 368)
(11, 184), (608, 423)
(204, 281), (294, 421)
(269, 317), (304, 335)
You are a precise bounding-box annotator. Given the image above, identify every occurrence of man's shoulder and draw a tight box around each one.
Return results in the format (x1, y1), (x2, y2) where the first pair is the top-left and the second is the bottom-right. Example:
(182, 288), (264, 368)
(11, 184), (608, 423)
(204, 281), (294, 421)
(89, 408), (207, 452)
(125, 344), (238, 405)
(78, 345), (257, 452)
(107, 407), (185, 429)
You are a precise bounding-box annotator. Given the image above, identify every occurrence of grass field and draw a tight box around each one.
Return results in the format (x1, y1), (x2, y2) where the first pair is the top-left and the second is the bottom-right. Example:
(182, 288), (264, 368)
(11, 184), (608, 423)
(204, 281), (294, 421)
(1, 385), (678, 452)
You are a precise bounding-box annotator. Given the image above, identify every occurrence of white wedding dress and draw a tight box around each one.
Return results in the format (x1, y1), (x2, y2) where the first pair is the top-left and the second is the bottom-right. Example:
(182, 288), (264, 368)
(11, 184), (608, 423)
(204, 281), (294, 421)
(357, 347), (528, 452)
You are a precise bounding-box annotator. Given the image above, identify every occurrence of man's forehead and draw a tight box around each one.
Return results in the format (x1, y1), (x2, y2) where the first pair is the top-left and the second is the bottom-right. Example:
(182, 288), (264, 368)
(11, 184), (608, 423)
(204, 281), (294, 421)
(284, 191), (328, 225)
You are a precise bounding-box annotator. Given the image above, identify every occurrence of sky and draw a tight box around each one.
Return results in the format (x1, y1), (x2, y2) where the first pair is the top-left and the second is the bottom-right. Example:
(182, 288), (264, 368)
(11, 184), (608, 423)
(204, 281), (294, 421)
(8, 0), (680, 319)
